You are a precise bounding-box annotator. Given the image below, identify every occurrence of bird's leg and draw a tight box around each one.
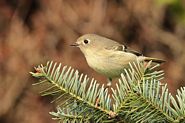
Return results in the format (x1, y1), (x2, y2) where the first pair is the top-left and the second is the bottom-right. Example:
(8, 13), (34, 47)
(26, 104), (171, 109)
(107, 77), (112, 87)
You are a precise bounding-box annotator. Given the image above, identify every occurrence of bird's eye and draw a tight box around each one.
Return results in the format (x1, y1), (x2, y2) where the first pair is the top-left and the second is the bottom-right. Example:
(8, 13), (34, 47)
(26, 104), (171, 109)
(83, 39), (90, 44)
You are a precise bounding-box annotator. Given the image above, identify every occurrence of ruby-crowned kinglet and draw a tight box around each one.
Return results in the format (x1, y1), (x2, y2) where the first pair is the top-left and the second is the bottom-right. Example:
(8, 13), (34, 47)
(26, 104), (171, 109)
(71, 34), (165, 86)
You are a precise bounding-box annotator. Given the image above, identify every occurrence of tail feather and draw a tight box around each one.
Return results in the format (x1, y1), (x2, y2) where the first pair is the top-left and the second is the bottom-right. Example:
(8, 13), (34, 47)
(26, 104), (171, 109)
(144, 57), (165, 64)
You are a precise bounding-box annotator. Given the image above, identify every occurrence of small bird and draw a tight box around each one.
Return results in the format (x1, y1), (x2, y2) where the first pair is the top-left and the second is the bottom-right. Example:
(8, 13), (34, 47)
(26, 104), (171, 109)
(71, 34), (165, 86)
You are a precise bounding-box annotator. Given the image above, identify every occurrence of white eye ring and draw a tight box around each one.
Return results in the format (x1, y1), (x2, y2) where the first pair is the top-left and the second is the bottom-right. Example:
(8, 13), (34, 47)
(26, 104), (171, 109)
(83, 39), (90, 44)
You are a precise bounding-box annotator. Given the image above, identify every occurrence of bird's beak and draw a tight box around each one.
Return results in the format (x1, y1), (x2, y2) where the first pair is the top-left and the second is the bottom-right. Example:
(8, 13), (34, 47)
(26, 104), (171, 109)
(70, 42), (79, 47)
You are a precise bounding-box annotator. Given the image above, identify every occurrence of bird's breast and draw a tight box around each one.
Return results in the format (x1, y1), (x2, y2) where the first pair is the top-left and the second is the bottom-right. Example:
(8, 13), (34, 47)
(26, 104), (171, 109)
(84, 51), (137, 78)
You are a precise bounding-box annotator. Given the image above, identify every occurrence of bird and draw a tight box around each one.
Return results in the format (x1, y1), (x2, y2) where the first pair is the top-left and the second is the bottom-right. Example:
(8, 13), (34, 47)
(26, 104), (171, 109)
(71, 34), (165, 86)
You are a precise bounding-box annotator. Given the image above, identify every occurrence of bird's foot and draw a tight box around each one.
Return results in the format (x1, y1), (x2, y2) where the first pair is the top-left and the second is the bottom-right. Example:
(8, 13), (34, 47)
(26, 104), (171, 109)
(105, 78), (112, 89)
(106, 81), (112, 87)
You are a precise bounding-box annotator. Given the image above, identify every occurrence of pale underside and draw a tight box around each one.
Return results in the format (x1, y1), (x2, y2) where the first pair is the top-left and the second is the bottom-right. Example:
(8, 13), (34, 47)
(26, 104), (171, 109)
(84, 48), (144, 78)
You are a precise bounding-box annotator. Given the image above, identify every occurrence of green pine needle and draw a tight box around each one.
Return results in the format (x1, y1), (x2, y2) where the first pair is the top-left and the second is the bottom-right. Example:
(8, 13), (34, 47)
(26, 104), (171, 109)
(30, 61), (185, 123)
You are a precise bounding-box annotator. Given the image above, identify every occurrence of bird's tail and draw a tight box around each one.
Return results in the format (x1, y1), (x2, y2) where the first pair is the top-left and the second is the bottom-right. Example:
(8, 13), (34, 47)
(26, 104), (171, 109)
(144, 57), (165, 64)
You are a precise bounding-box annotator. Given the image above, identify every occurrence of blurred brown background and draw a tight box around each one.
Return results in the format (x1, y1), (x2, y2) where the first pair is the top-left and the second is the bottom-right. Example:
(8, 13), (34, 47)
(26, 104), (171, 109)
(0, 0), (185, 123)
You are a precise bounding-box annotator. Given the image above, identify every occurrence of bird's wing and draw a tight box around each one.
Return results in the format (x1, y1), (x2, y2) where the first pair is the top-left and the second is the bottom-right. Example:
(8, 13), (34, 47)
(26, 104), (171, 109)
(105, 45), (143, 56)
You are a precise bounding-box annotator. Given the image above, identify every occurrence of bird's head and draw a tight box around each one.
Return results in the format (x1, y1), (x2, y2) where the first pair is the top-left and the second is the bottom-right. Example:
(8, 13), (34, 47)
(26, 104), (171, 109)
(71, 34), (104, 55)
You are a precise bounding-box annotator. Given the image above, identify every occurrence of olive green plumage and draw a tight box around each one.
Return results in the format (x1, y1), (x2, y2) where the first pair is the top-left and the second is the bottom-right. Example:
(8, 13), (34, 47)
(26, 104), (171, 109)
(71, 34), (165, 85)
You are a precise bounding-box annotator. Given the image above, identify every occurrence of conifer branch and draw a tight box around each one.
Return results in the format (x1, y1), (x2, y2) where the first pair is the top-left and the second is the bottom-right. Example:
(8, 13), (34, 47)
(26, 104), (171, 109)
(30, 61), (113, 122)
(30, 61), (185, 123)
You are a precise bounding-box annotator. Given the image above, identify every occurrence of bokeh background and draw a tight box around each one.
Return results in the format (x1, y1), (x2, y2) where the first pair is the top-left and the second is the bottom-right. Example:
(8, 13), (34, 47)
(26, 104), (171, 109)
(0, 0), (185, 123)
